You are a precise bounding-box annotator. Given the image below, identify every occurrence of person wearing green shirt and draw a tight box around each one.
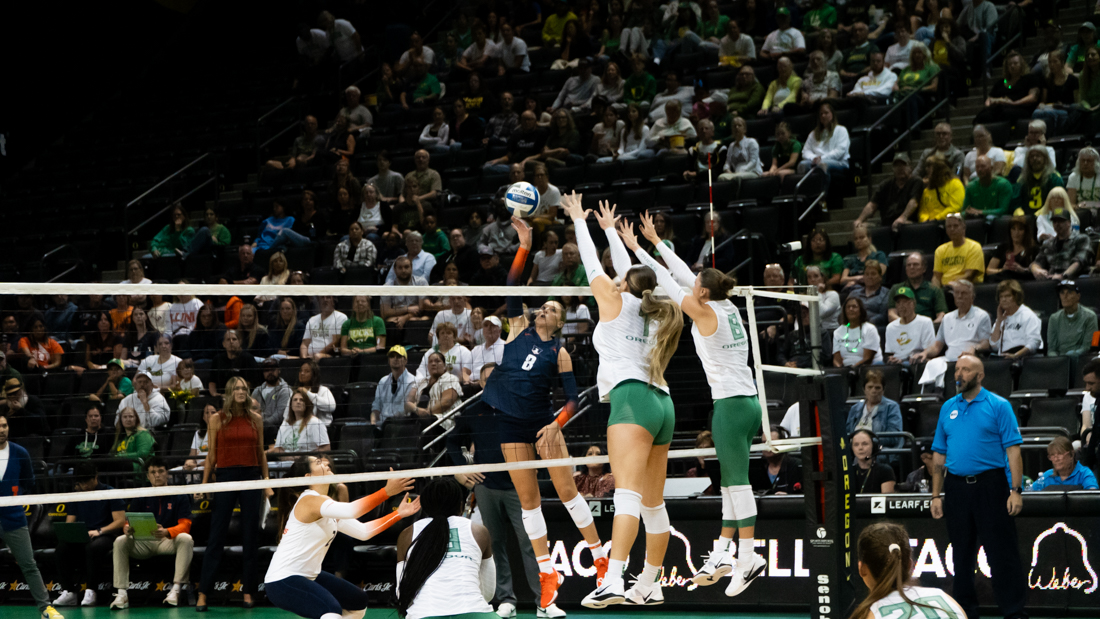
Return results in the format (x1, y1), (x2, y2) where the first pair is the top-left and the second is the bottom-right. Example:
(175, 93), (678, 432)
(624, 55), (658, 111)
(726, 66), (766, 118)
(91, 359), (134, 403)
(791, 228), (844, 286)
(886, 253), (947, 323)
(112, 407), (156, 480)
(1047, 280), (1099, 357)
(339, 295), (387, 355)
(401, 61), (441, 110)
(148, 204), (195, 258)
(802, 0), (838, 34)
(963, 155), (1014, 217)
(550, 243), (594, 308)
(186, 206), (232, 258)
(421, 212), (451, 259)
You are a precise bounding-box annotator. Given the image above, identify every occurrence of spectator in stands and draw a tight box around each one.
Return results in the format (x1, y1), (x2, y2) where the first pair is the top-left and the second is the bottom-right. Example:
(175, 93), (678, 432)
(600, 103), (651, 162)
(381, 256), (431, 331)
(137, 334), (180, 391)
(485, 110), (546, 173)
(551, 240), (591, 294)
(932, 213), (985, 292)
(1067, 147), (1100, 209)
(572, 444), (616, 498)
(43, 296), (75, 349)
(787, 51), (840, 115)
(1036, 189), (1081, 242)
(457, 23), (499, 76)
(407, 350), (463, 422)
(372, 346), (415, 425)
(1064, 23), (1097, 73)
(405, 149), (443, 210)
(420, 106), (451, 152)
(648, 71), (694, 122)
(848, 51), (897, 105)
(527, 230), (562, 286)
(109, 458), (193, 609)
(760, 121), (801, 178)
(646, 99), (696, 155)
(300, 295), (348, 361)
(236, 304), (270, 359)
(252, 358), (291, 429)
(834, 297), (884, 367)
(269, 388), (330, 455)
(332, 222), (377, 274)
(913, 279), (987, 364)
(185, 206), (232, 258)
(295, 22), (330, 70)
(553, 19), (595, 71)
(850, 261), (892, 328)
(963, 155), (1014, 218)
(1015, 146), (1064, 214)
(914, 123), (965, 180)
(854, 152), (920, 229)
(850, 429), (896, 493)
(370, 152), (405, 206)
(397, 32), (435, 74)
(117, 371), (168, 428)
(91, 356), (134, 404)
(1047, 280), (1098, 357)
(451, 97), (487, 149)
(930, 19), (967, 88)
(885, 21), (916, 71)
(551, 58), (600, 114)
(847, 371), (903, 447)
(468, 315), (505, 381)
(321, 113), (357, 162)
(270, 298), (305, 358)
(791, 227), (843, 285)
(986, 216), (1037, 281)
(217, 245), (261, 287)
(1028, 436), (1099, 490)
(975, 51), (1040, 124)
(722, 65), (764, 119)
(53, 462), (125, 608)
(496, 23), (530, 74)
(18, 316), (62, 373)
(0, 377), (47, 438)
(385, 230), (436, 284)
(841, 226), (888, 289)
(715, 117), (762, 179)
(336, 295), (386, 358)
(84, 311), (122, 371)
(256, 252), (290, 312)
(284, 191), (327, 246)
(1033, 51), (1078, 136)
(542, 108), (583, 166)
(170, 358), (202, 396)
(682, 119), (720, 180)
(441, 226), (480, 280)
(1082, 361), (1100, 471)
(962, 125), (1007, 181)
(110, 406), (155, 479)
(418, 212), (449, 260)
(596, 61), (625, 109)
(148, 203), (194, 259)
(209, 331), (261, 396)
(543, 1), (578, 46)
(912, 157), (965, 222)
(288, 359), (336, 426)
(1077, 48), (1100, 136)
(590, 106), (625, 162)
(885, 285), (937, 364)
(807, 266), (841, 330)
(989, 279), (1043, 358)
(799, 102), (850, 175)
(761, 8), (806, 60)
(894, 43), (939, 126)
(401, 60), (442, 110)
(1011, 121), (1058, 177)
(264, 115), (321, 170)
(758, 56), (801, 116)
(67, 406), (110, 458)
(109, 295), (132, 336)
(750, 426), (802, 494)
(484, 92), (520, 147)
(719, 19), (755, 65)
(802, 0), (837, 34)
(316, 11), (362, 63)
(186, 305), (224, 362)
(898, 443), (934, 491)
(0, 351), (19, 392)
(888, 252), (947, 323)
(623, 54), (657, 112)
(958, 0), (997, 79)
(1030, 203), (1091, 281)
(840, 22), (880, 82)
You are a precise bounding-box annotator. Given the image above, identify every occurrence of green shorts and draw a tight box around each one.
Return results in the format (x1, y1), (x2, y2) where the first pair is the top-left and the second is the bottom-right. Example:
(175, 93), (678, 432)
(608, 380), (675, 445)
(712, 395), (762, 487)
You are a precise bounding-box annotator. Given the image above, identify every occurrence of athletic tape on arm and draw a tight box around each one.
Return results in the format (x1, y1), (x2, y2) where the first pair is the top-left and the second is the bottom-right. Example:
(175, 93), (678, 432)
(572, 218), (607, 283)
(603, 227), (633, 279)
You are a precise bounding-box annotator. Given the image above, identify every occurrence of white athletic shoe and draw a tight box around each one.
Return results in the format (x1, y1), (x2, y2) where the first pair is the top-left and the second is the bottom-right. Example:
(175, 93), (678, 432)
(109, 591), (129, 610)
(623, 582), (664, 605)
(164, 587), (180, 607)
(725, 553), (767, 597)
(690, 547), (734, 586)
(581, 579), (625, 609)
(535, 603), (566, 618)
(496, 602), (517, 618)
(81, 590), (97, 607)
(53, 591), (79, 607)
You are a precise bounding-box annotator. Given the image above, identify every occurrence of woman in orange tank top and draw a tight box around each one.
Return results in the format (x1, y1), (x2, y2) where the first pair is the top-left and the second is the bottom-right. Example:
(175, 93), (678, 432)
(197, 376), (270, 611)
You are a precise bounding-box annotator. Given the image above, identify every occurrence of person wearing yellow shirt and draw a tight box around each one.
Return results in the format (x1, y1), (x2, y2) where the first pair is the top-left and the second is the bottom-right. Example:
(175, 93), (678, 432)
(542, 2), (578, 46)
(933, 214), (985, 291)
(917, 157), (965, 221)
(758, 56), (803, 115)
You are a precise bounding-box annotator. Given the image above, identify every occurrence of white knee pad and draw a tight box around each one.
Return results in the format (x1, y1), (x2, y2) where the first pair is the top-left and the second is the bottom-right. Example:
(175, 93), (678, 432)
(563, 494), (594, 529)
(342, 609), (366, 619)
(640, 503), (670, 534)
(728, 485), (757, 521)
(613, 489), (643, 519)
(521, 507), (548, 540)
(721, 487), (735, 522)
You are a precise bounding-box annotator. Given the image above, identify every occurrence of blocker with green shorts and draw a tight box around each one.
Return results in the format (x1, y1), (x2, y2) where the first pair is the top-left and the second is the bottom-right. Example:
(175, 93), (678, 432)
(608, 379), (676, 445)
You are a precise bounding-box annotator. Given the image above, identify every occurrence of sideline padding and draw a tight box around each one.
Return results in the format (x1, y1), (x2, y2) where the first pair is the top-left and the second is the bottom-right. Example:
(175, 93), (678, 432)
(0, 439), (820, 508)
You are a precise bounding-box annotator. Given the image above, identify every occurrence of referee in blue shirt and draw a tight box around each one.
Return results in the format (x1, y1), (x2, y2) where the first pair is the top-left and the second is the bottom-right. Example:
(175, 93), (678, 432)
(930, 354), (1028, 619)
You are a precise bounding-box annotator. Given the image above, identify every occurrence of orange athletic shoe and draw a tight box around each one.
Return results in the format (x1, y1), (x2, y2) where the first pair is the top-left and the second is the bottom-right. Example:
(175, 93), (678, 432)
(593, 557), (609, 587)
(539, 571), (564, 609)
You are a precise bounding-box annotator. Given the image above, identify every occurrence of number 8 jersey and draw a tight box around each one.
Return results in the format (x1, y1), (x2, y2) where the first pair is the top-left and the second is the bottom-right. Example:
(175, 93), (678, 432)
(695, 299), (757, 400)
(481, 326), (563, 419)
(592, 293), (667, 402)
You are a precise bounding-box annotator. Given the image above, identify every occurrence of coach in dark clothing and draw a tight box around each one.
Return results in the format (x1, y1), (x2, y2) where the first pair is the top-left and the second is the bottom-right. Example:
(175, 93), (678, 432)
(446, 363), (541, 608)
(54, 462), (126, 606)
(931, 354), (1028, 619)
(1080, 359), (1100, 476)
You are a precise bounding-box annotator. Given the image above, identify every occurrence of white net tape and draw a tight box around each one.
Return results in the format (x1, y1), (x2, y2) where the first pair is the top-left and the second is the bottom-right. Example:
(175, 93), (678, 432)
(0, 281), (822, 507)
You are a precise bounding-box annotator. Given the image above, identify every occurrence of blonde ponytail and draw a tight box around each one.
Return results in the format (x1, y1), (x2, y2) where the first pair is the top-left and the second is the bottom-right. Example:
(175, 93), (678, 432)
(641, 290), (683, 386)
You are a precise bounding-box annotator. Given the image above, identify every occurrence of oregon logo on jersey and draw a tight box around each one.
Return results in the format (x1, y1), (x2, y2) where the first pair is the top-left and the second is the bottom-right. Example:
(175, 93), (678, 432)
(447, 528), (462, 552)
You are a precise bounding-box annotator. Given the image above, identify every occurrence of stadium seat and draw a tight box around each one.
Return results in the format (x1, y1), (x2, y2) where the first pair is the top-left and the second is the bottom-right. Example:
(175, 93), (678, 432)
(895, 222), (945, 255)
(1023, 397), (1079, 436)
(1012, 356), (1072, 399)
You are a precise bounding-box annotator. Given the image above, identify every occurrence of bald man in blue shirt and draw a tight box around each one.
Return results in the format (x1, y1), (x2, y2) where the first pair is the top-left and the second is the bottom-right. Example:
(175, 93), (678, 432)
(930, 354), (1028, 619)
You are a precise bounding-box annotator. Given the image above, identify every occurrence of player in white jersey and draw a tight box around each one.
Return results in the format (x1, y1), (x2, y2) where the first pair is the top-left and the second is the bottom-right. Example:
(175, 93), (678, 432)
(562, 194), (685, 609)
(619, 212), (767, 597)
(264, 456), (420, 619)
(396, 478), (499, 619)
(851, 523), (966, 619)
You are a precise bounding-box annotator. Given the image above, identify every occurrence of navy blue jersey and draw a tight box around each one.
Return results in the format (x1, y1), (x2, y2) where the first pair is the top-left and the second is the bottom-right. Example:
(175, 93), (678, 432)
(481, 326), (561, 418)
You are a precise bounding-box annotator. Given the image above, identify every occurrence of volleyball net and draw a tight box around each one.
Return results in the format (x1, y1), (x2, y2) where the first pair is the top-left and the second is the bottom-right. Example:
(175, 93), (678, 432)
(0, 281), (827, 509)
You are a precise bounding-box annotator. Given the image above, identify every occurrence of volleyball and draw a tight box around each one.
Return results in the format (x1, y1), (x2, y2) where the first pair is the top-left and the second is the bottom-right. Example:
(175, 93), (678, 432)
(504, 182), (540, 218)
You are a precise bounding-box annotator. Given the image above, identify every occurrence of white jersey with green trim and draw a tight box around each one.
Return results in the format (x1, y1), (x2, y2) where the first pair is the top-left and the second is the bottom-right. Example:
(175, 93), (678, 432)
(869, 586), (966, 619)
(694, 299), (757, 400)
(405, 516), (492, 619)
(592, 292), (668, 401)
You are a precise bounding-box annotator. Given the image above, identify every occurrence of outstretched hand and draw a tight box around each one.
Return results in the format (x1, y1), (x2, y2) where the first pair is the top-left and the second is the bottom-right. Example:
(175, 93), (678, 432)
(511, 216), (533, 250)
(561, 191), (590, 221)
(639, 210), (662, 245)
(396, 494), (422, 518)
(617, 220), (641, 251)
(594, 200), (620, 230)
(384, 470), (416, 497)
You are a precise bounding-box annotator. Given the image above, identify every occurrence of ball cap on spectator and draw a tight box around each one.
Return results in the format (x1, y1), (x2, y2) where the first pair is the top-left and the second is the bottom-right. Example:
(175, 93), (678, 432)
(1081, 22), (1097, 32)
(388, 345), (408, 358)
(106, 358), (125, 370)
(484, 316), (502, 327)
(135, 371), (155, 382)
(1057, 280), (1079, 293)
(892, 152), (911, 165)
(1050, 207), (1071, 221)
(262, 357), (280, 368)
(3, 378), (21, 395)
(894, 286), (916, 300)
(0, 351), (6, 362)
(478, 244), (495, 256)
